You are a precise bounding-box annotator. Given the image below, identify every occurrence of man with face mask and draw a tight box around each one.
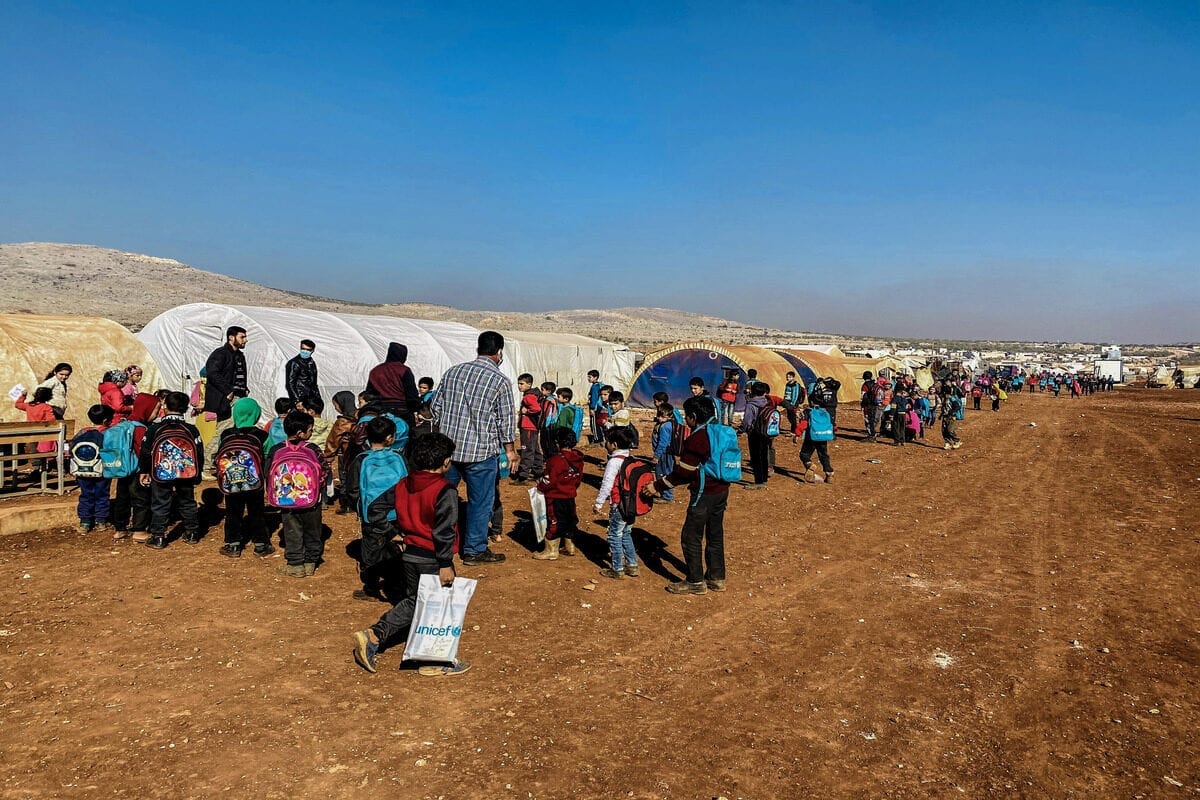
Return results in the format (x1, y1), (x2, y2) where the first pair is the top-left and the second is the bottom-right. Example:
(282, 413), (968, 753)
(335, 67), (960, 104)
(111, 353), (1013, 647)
(285, 339), (320, 409)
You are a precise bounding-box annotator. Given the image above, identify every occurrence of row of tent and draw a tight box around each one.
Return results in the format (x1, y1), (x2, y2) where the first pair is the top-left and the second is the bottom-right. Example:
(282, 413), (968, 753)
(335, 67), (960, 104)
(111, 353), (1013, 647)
(1, 305), (932, 424)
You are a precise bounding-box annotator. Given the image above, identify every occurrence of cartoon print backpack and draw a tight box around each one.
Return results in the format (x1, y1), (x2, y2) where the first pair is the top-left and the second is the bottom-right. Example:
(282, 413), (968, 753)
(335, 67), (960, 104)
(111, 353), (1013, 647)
(150, 421), (200, 483)
(616, 456), (657, 523)
(266, 441), (323, 510)
(100, 420), (143, 479)
(215, 432), (264, 495)
(808, 407), (835, 442)
(69, 429), (106, 478)
(754, 401), (782, 437)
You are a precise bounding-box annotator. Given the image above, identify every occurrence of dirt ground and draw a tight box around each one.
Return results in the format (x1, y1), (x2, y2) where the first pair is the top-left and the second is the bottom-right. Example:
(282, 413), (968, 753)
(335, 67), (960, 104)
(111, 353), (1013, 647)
(1, 389), (1198, 799)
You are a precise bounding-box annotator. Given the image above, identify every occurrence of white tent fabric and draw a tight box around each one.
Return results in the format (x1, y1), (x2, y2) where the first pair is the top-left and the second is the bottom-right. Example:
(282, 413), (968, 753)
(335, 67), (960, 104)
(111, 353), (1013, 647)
(138, 303), (516, 419)
(497, 330), (637, 401)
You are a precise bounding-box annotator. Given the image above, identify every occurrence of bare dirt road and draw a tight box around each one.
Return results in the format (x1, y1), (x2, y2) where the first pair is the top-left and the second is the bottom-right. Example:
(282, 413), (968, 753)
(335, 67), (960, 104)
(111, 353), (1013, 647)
(1, 389), (1198, 799)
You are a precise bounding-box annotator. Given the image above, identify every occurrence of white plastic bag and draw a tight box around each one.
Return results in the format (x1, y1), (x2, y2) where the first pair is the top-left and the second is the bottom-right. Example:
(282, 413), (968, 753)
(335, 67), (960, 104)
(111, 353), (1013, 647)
(404, 575), (477, 663)
(528, 486), (548, 543)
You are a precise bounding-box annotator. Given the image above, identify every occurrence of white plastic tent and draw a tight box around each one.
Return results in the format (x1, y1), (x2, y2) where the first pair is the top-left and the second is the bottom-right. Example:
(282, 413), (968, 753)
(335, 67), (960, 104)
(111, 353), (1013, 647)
(497, 330), (637, 401)
(138, 303), (516, 419)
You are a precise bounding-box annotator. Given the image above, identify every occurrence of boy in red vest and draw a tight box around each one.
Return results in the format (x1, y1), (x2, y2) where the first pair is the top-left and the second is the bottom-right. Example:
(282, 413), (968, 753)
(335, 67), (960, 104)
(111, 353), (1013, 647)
(351, 433), (470, 676)
(532, 428), (584, 560)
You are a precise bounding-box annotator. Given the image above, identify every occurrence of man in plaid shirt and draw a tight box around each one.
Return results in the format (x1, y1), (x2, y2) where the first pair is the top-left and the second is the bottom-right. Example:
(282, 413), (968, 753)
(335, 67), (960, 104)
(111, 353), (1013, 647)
(431, 330), (519, 564)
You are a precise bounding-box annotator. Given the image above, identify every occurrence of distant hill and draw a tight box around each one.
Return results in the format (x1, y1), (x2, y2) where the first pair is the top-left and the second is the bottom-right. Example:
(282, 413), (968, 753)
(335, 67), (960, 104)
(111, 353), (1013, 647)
(0, 242), (862, 349)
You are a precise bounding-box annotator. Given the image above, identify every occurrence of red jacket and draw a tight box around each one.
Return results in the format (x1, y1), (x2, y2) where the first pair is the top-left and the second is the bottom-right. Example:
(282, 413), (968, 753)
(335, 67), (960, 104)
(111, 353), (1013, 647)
(98, 381), (129, 424)
(395, 471), (459, 567)
(537, 447), (584, 499)
(519, 389), (542, 431)
(15, 400), (57, 452)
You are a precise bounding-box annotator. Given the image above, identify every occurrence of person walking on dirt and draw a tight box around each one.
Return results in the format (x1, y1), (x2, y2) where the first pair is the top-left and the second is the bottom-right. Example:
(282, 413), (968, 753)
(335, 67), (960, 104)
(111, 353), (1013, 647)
(940, 384), (963, 450)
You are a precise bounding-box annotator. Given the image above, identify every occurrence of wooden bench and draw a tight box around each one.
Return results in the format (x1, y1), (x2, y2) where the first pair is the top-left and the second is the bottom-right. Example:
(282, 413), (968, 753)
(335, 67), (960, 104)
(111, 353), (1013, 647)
(0, 420), (75, 496)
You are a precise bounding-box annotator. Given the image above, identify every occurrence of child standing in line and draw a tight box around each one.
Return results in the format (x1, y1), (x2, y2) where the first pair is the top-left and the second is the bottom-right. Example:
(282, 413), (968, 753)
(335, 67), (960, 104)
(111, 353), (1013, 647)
(139, 392), (204, 549)
(264, 397), (294, 451)
(267, 410), (327, 577)
(351, 433), (470, 677)
(593, 385), (613, 443)
(72, 404), (115, 533)
(538, 381), (560, 458)
(586, 370), (603, 444)
(651, 404), (676, 502)
(552, 387), (578, 435)
(217, 397), (273, 558)
(343, 416), (408, 600)
(513, 373), (544, 483)
(532, 428), (584, 560)
(592, 426), (640, 580)
(718, 373), (739, 427)
(605, 390), (638, 450)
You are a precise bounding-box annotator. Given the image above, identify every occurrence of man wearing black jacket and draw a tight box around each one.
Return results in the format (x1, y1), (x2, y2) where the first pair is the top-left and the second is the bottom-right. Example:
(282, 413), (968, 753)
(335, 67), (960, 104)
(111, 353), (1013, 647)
(202, 326), (249, 476)
(285, 339), (320, 408)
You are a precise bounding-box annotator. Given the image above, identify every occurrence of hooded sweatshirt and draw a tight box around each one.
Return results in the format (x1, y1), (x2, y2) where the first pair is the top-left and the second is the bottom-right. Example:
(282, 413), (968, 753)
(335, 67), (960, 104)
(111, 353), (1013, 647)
(366, 342), (419, 415)
(325, 390), (359, 463)
(220, 397), (268, 450)
(98, 381), (130, 424)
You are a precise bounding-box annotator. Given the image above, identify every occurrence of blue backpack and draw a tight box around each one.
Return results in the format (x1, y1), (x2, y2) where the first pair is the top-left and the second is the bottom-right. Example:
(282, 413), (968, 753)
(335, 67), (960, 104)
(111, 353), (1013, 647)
(949, 396), (965, 420)
(358, 413), (410, 454)
(556, 404), (584, 440)
(357, 448), (408, 520)
(101, 420), (144, 478)
(265, 417), (287, 451)
(541, 398), (559, 428)
(808, 407), (835, 442)
(695, 421), (743, 502)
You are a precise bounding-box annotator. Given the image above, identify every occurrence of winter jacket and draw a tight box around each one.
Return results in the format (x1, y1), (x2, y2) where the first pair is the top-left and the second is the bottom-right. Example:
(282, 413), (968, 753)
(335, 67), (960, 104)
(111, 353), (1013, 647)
(98, 381), (130, 424)
(594, 450), (631, 511)
(203, 344), (248, 420)
(15, 399), (57, 452)
(537, 448), (584, 499)
(284, 354), (320, 407)
(740, 395), (769, 434)
(395, 471), (458, 567)
(366, 342), (419, 415)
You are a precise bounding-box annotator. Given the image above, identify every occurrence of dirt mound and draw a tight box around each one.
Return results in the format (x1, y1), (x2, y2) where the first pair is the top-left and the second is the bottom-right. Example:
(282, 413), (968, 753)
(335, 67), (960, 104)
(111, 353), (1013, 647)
(1, 389), (1198, 798)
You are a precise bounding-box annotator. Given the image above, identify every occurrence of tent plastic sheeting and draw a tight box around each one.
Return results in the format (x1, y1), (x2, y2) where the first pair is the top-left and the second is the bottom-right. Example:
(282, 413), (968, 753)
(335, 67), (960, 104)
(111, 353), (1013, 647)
(497, 330), (637, 403)
(137, 303), (517, 419)
(0, 313), (161, 422)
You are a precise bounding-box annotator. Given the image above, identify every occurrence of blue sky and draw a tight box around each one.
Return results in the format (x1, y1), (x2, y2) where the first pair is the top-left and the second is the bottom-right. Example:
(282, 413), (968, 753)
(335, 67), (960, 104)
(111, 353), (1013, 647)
(2, 1), (1197, 343)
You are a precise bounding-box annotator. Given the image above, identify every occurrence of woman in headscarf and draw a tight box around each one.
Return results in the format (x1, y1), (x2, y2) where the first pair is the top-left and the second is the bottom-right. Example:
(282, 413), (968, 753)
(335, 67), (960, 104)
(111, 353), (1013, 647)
(37, 363), (72, 420)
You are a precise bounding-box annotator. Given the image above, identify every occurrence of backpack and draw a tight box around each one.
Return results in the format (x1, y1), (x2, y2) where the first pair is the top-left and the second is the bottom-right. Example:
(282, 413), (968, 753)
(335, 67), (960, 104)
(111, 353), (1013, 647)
(69, 429), (106, 478)
(265, 417), (287, 451)
(694, 421), (743, 502)
(266, 441), (323, 510)
(667, 409), (690, 457)
(754, 401), (781, 437)
(948, 396), (965, 420)
(556, 404), (584, 440)
(616, 456), (657, 523)
(150, 421), (200, 483)
(346, 412), (410, 463)
(808, 407), (835, 442)
(541, 398), (559, 428)
(357, 448), (408, 520)
(215, 432), (264, 495)
(100, 420), (143, 478)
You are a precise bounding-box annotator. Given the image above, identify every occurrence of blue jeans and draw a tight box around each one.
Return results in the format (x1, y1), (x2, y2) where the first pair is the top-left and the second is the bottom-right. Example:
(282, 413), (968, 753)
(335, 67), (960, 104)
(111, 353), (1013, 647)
(77, 477), (112, 524)
(606, 507), (637, 572)
(446, 455), (499, 557)
(655, 455), (675, 501)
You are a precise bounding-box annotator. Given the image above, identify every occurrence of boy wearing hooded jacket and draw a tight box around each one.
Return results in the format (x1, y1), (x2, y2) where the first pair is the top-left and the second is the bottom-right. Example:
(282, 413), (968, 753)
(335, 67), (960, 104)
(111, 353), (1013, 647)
(218, 397), (274, 558)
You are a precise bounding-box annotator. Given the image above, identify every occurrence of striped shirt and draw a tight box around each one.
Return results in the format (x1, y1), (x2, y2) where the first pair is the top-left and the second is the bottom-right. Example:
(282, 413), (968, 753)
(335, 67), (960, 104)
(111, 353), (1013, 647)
(431, 356), (516, 463)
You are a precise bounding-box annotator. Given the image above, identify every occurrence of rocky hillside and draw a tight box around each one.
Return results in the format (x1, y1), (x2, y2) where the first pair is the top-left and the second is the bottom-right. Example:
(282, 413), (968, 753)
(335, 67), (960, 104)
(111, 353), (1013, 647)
(0, 242), (867, 349)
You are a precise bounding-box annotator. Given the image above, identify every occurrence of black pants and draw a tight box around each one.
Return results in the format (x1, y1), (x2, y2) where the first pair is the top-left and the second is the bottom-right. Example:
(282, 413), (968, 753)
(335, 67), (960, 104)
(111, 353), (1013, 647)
(281, 507), (323, 566)
(516, 428), (543, 479)
(799, 433), (832, 473)
(862, 405), (877, 438)
(371, 552), (440, 649)
(111, 474), (149, 531)
(747, 431), (770, 484)
(892, 413), (905, 445)
(973, 396), (981, 410)
(360, 517), (403, 592)
(546, 497), (578, 540)
(680, 491), (727, 584)
(150, 481), (198, 535)
(224, 490), (267, 545)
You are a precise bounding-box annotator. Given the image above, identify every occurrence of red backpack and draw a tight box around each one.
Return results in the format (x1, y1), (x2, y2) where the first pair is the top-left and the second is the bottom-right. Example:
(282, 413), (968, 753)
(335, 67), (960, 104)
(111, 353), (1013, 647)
(616, 457), (657, 524)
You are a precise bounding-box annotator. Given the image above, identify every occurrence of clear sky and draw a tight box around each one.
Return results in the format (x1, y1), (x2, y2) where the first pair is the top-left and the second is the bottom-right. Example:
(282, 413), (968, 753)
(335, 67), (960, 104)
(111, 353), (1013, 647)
(3, 1), (1197, 343)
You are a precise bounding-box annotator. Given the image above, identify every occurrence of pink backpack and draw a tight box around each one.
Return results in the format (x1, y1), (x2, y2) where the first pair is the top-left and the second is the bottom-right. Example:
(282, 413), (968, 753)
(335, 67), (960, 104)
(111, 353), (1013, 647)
(266, 442), (322, 510)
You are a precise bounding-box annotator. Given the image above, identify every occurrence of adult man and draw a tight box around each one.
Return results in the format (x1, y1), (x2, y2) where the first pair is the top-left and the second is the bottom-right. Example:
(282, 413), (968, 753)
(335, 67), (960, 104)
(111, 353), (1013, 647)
(642, 395), (730, 595)
(285, 339), (320, 408)
(202, 326), (249, 477)
(431, 331), (518, 565)
(366, 342), (420, 425)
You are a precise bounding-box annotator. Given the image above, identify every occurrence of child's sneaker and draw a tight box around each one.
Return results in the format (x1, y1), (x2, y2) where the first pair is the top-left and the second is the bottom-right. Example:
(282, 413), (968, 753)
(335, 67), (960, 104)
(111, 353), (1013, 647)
(303, 562), (317, 576)
(706, 578), (727, 592)
(78, 522), (93, 534)
(598, 568), (624, 580)
(417, 659), (472, 677)
(94, 522), (114, 533)
(219, 543), (242, 558)
(144, 534), (167, 550)
(277, 564), (306, 578)
(352, 630), (379, 673)
(623, 565), (640, 578)
(253, 543), (276, 557)
(665, 580), (706, 595)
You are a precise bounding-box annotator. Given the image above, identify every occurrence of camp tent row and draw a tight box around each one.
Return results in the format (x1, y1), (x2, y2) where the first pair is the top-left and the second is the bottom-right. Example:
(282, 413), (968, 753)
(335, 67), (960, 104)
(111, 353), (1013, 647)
(627, 342), (933, 412)
(136, 304), (637, 420)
